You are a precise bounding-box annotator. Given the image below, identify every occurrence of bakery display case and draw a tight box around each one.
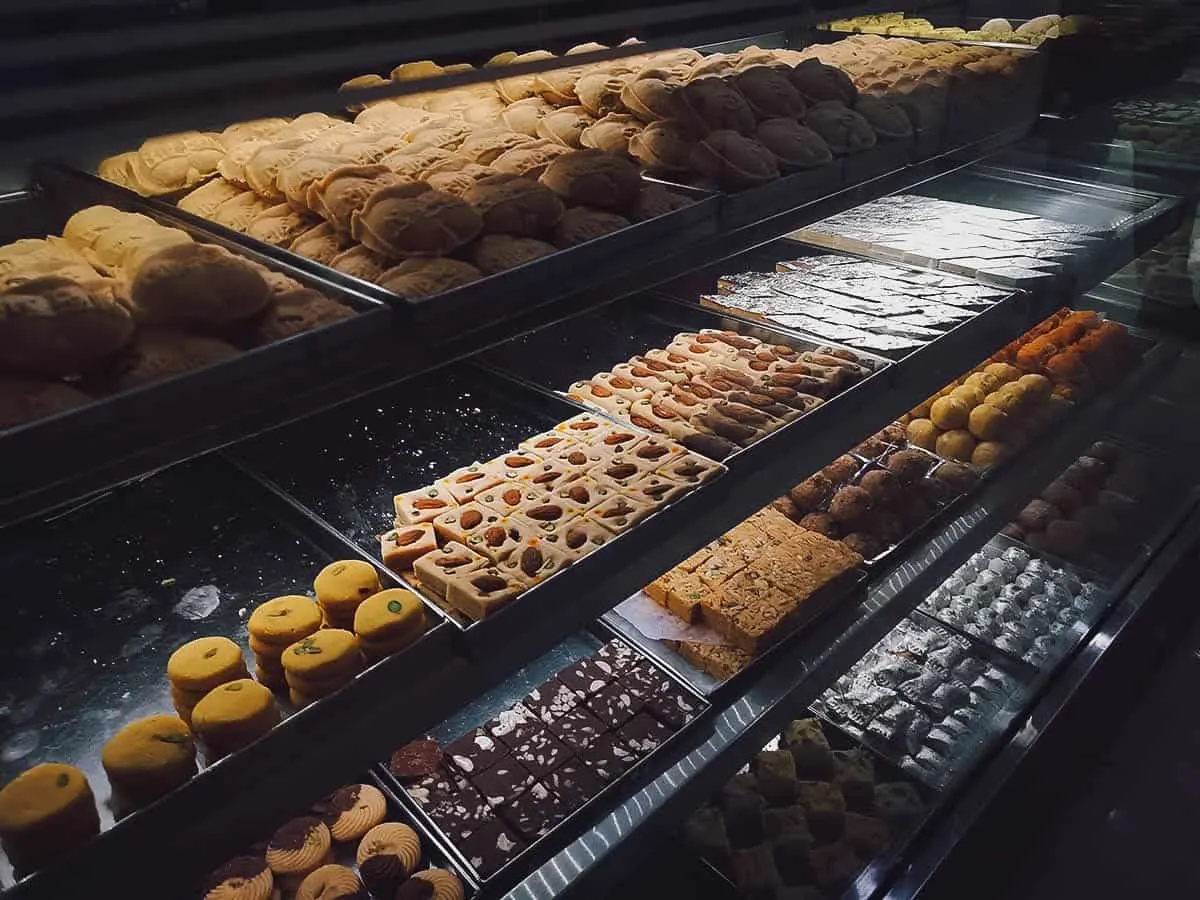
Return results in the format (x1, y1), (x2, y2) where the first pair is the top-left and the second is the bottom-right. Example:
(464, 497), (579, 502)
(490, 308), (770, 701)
(1, 3), (1200, 900)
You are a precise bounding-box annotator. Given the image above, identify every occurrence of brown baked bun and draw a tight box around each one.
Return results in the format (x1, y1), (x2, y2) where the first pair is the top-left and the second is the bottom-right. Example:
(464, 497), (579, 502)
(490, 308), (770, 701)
(627, 120), (695, 174)
(463, 174), (565, 237)
(131, 244), (272, 329)
(376, 258), (483, 300)
(469, 235), (557, 274)
(539, 150), (642, 211)
(352, 183), (483, 258)
(689, 130), (780, 188)
(675, 78), (756, 136)
(755, 119), (834, 170)
(553, 207), (630, 248)
(254, 289), (355, 343)
(106, 329), (239, 390)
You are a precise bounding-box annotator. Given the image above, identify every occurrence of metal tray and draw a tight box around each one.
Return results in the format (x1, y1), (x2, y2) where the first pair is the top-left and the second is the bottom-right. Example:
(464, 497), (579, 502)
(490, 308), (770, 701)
(226, 361), (727, 647)
(377, 624), (709, 897)
(61, 164), (721, 341)
(603, 566), (867, 697)
(476, 292), (892, 463)
(0, 454), (453, 889)
(0, 170), (392, 502)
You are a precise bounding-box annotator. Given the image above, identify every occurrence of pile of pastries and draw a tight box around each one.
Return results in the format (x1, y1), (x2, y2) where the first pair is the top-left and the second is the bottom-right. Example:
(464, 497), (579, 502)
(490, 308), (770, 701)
(385, 412), (720, 621)
(648, 505), (863, 679)
(0, 205), (353, 428)
(568, 328), (879, 460)
(683, 717), (924, 898)
(823, 12), (1083, 45)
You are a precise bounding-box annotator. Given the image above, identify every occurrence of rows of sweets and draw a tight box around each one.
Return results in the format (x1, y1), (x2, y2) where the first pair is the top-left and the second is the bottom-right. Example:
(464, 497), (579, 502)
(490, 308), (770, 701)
(566, 328), (881, 460)
(200, 781), (465, 900)
(1005, 442), (1155, 565)
(383, 412), (721, 622)
(647, 505), (863, 680)
(814, 614), (1026, 788)
(797, 194), (1105, 286)
(823, 12), (1079, 44)
(1113, 96), (1200, 156)
(683, 717), (925, 899)
(386, 638), (703, 879)
(93, 32), (1042, 301)
(0, 206), (354, 429)
(918, 539), (1106, 668)
(706, 253), (1008, 357)
(0, 560), (428, 876)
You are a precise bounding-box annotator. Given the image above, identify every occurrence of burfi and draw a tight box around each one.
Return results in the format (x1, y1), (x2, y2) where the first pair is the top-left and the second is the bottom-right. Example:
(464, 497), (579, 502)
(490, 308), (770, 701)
(657, 451), (722, 485)
(557, 657), (613, 698)
(764, 805), (811, 842)
(380, 523), (438, 571)
(491, 451), (546, 483)
(682, 807), (731, 873)
(471, 758), (534, 808)
(553, 442), (609, 472)
(782, 719), (834, 779)
(556, 517), (612, 560)
(412, 541), (488, 599)
(589, 493), (655, 534)
(795, 781), (846, 842)
(463, 517), (536, 563)
(555, 412), (611, 441)
(545, 762), (606, 808)
(587, 681), (643, 730)
(844, 812), (889, 857)
(509, 724), (573, 779)
(476, 483), (543, 517)
(627, 472), (692, 509)
(458, 816), (523, 878)
(595, 639), (639, 675)
(512, 497), (576, 533)
(676, 640), (753, 680)
(444, 729), (509, 777)
(643, 682), (702, 729)
(722, 792), (765, 849)
(485, 703), (541, 751)
(517, 459), (577, 492)
(832, 750), (875, 812)
(500, 537), (573, 585)
(394, 485), (457, 525)
(445, 567), (525, 619)
(519, 430), (578, 457)
(617, 713), (671, 756)
(552, 476), (613, 514)
(388, 739), (441, 781)
(440, 463), (504, 503)
(432, 501), (504, 545)
(732, 844), (782, 898)
(874, 782), (924, 828)
(811, 840), (861, 893)
(401, 766), (465, 807)
(773, 830), (817, 885)
(666, 573), (711, 623)
(753, 749), (798, 806)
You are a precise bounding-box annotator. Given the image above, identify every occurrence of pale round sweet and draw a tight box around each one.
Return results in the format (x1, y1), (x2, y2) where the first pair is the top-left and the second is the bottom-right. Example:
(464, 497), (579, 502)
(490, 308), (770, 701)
(929, 396), (969, 430)
(313, 560), (381, 621)
(167, 636), (248, 692)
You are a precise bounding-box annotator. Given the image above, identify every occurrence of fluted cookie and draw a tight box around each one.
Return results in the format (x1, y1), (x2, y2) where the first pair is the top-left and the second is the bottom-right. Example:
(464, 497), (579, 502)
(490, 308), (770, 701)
(411, 868), (466, 900)
(296, 864), (365, 900)
(203, 856), (275, 900)
(191, 678), (280, 758)
(313, 560), (381, 630)
(356, 822), (421, 895)
(266, 817), (333, 888)
(314, 783), (388, 842)
(0, 763), (99, 875)
(354, 589), (427, 662)
(101, 714), (196, 808)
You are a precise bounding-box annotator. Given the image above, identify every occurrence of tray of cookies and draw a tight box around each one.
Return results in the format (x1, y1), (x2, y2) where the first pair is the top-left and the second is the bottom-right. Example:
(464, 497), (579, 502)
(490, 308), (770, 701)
(226, 362), (726, 645)
(0, 456), (453, 889)
(680, 714), (933, 900)
(478, 293), (890, 464)
(0, 170), (391, 504)
(195, 772), (476, 899)
(380, 627), (706, 895)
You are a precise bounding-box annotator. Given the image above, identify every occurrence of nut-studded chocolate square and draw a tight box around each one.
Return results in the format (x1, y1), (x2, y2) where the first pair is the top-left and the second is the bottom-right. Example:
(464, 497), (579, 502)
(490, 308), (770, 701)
(439, 463), (504, 505)
(486, 703), (541, 751)
(574, 734), (636, 782)
(558, 657), (616, 698)
(546, 761), (608, 808)
(524, 676), (580, 724)
(501, 781), (566, 841)
(401, 765), (466, 806)
(471, 756), (535, 808)
(618, 713), (672, 756)
(459, 816), (524, 878)
(587, 680), (643, 731)
(510, 723), (574, 779)
(425, 784), (494, 841)
(595, 639), (639, 675)
(547, 703), (607, 752)
(445, 728), (510, 777)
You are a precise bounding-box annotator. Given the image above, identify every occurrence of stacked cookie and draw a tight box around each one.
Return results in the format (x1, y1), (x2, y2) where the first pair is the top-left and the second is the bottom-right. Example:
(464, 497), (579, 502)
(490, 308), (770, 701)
(191, 678), (282, 760)
(166, 635), (251, 724)
(0, 763), (101, 876)
(280, 628), (365, 708)
(101, 714), (198, 810)
(247, 594), (324, 691)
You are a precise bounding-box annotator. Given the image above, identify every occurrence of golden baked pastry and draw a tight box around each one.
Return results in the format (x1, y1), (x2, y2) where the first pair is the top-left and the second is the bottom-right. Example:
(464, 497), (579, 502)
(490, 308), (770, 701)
(628, 119), (696, 173)
(330, 246), (390, 282)
(804, 102), (878, 155)
(495, 50), (558, 103)
(755, 118), (833, 170)
(379, 147), (462, 181)
(458, 131), (537, 166)
(353, 183), (482, 258)
(289, 223), (351, 265)
(426, 164), (496, 197)
(131, 243), (272, 329)
(243, 139), (311, 201)
(462, 95), (508, 125)
(217, 118), (290, 151)
(271, 112), (343, 143)
(275, 154), (353, 211)
(631, 184), (693, 221)
(406, 120), (473, 152)
(553, 207), (630, 248)
(533, 63), (587, 106)
(576, 70), (631, 117)
(580, 113), (644, 157)
(0, 277), (134, 377)
(96, 151), (138, 191)
(107, 329), (239, 390)
(254, 289), (355, 343)
(308, 165), (406, 233)
(339, 73), (389, 112)
(463, 173), (565, 237)
(376, 257), (482, 300)
(689, 130), (780, 188)
(539, 150), (642, 211)
(502, 96), (555, 137)
(354, 104), (448, 134)
(210, 191), (275, 233)
(246, 204), (317, 247)
(178, 178), (247, 219)
(854, 95), (913, 139)
(733, 66), (806, 119)
(490, 139), (573, 179)
(789, 58), (859, 105)
(536, 105), (595, 148)
(621, 73), (682, 123)
(126, 131), (225, 196)
(470, 234), (557, 274)
(0, 376), (89, 429)
(676, 78), (756, 135)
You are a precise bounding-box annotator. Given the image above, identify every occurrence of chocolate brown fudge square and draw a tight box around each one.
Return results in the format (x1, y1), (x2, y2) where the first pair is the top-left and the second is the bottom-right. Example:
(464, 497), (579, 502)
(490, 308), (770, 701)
(588, 681), (644, 730)
(459, 816), (524, 878)
(472, 757), (534, 808)
(811, 840), (862, 893)
(445, 728), (509, 777)
(874, 782), (924, 828)
(558, 657), (614, 697)
(525, 676), (581, 724)
(404, 766), (466, 807)
(619, 659), (668, 698)
(596, 639), (639, 675)
(510, 723), (574, 779)
(644, 682), (702, 730)
(501, 781), (567, 841)
(617, 713), (671, 757)
(764, 805), (811, 842)
(683, 806), (731, 873)
(388, 738), (441, 780)
(426, 784), (494, 841)
(546, 761), (606, 808)
(723, 791), (766, 849)
(753, 749), (798, 806)
(486, 703), (541, 752)
(547, 703), (607, 752)
(575, 733), (636, 782)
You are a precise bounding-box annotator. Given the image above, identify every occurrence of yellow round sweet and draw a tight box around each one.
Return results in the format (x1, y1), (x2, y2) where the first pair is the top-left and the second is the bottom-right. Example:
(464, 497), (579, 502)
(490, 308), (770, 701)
(281, 629), (363, 683)
(0, 763), (99, 874)
(967, 403), (1009, 441)
(1018, 373), (1052, 400)
(167, 636), (249, 693)
(905, 418), (940, 452)
(314, 560), (381, 620)
(984, 362), (1020, 384)
(972, 440), (1007, 468)
(909, 398), (933, 419)
(949, 384), (984, 408)
(191, 679), (280, 758)
(935, 428), (977, 462)
(929, 396), (970, 430)
(101, 714), (196, 807)
(354, 589), (427, 647)
(975, 371), (1002, 393)
(983, 389), (1021, 415)
(248, 596), (323, 647)
(963, 372), (988, 391)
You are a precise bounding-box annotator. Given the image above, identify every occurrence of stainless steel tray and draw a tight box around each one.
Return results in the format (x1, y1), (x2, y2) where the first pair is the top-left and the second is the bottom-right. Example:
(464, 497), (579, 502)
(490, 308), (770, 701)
(377, 624), (708, 896)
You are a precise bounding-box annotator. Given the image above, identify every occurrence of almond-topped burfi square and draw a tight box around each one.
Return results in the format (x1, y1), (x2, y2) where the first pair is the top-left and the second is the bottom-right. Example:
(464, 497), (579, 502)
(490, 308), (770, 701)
(519, 429), (579, 457)
(395, 484), (458, 525)
(413, 541), (489, 599)
(628, 436), (685, 469)
(591, 455), (648, 491)
(463, 517), (536, 563)
(474, 483), (543, 518)
(488, 450), (545, 482)
(569, 379), (634, 419)
(658, 451), (723, 485)
(555, 517), (612, 560)
(609, 362), (673, 394)
(589, 421), (646, 454)
(381, 522), (439, 571)
(499, 538), (573, 586)
(590, 493), (656, 534)
(552, 442), (610, 474)
(439, 463), (504, 504)
(627, 354), (692, 385)
(517, 459), (578, 492)
(554, 412), (611, 442)
(627, 472), (693, 510)
(592, 371), (653, 403)
(432, 500), (505, 545)
(551, 476), (615, 515)
(511, 496), (576, 534)
(445, 567), (527, 619)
